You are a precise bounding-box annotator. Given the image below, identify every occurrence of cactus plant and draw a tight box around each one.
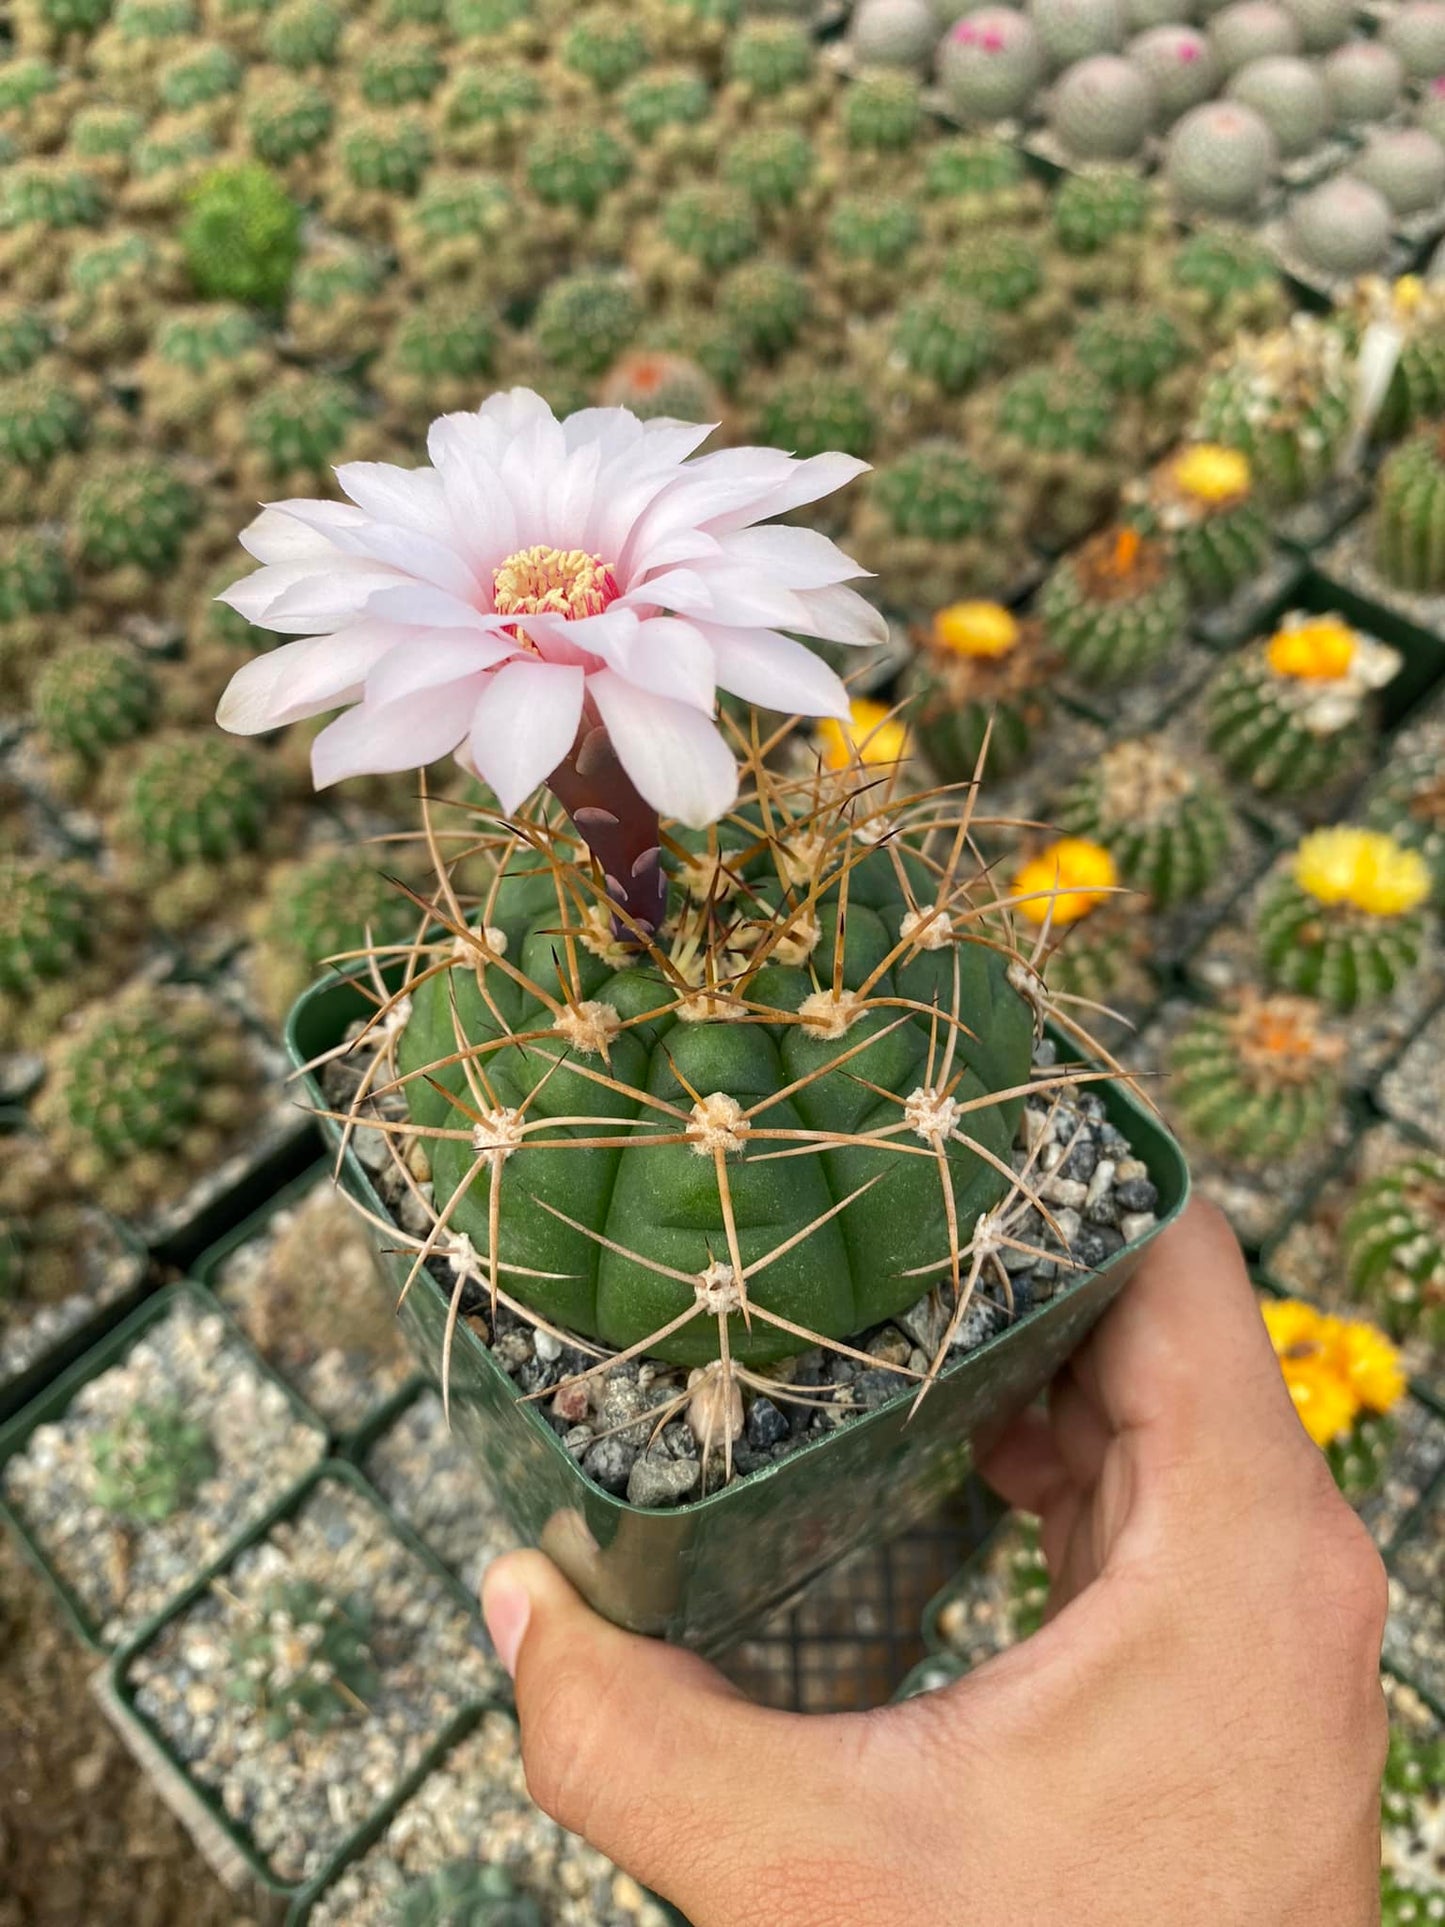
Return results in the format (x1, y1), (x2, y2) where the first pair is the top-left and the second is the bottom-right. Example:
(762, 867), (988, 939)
(180, 161), (301, 307)
(1162, 225), (1286, 345)
(376, 303), (497, 417)
(1165, 100), (1278, 217)
(90, 1399), (218, 1522)
(1257, 827), (1433, 1011)
(137, 302), (272, 434)
(922, 136), (1042, 227)
(0, 158), (107, 235)
(599, 349), (722, 425)
(1056, 737), (1237, 907)
(524, 122), (631, 216)
(532, 270), (640, 379)
(73, 455), (200, 582)
(1375, 423), (1445, 595)
(120, 730), (274, 869)
(36, 984), (257, 1213)
(285, 241), (391, 362)
(819, 192), (923, 307)
(1190, 318), (1353, 507)
(891, 290), (999, 398)
(0, 859), (131, 1047)
(1278, 0), (1351, 51)
(716, 258), (811, 360)
(1128, 25), (1221, 122)
(359, 38), (446, 109)
(847, 0), (938, 68)
(158, 39), (243, 113)
(337, 111), (433, 198)
(434, 61), (544, 165)
(1365, 738), (1445, 908)
(936, 8), (1048, 122)
(840, 68), (926, 155)
(1385, 0), (1445, 77)
(1224, 54), (1328, 159)
(1261, 1296), (1407, 1499)
(906, 600), (1054, 782)
(1206, 0), (1299, 73)
(241, 372), (366, 486)
(1341, 1152), (1445, 1348)
(1008, 834), (1142, 1005)
(1049, 169), (1159, 292)
(66, 104), (145, 176)
(757, 373), (877, 460)
(560, 5), (651, 93)
(1285, 176), (1394, 280)
(264, 0), (340, 66)
(1353, 128), (1445, 220)
(1205, 614), (1399, 797)
(1167, 991), (1344, 1166)
(227, 1579), (379, 1739)
(981, 362), (1120, 546)
(33, 641), (156, 769)
(0, 304), (51, 377)
(1136, 443), (1274, 607)
(659, 183), (760, 275)
(251, 848), (419, 1022)
(0, 365), (89, 472)
(395, 1862), (544, 1927)
(1029, 0), (1126, 69)
(1039, 525), (1188, 684)
(1323, 41), (1405, 125)
(1048, 53), (1157, 160)
(852, 438), (1027, 608)
(722, 20), (819, 109)
(398, 174), (534, 296)
(1074, 302), (1189, 402)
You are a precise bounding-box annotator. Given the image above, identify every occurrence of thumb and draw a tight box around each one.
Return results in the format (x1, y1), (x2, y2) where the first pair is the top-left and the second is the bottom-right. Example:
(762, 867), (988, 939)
(480, 1549), (889, 1922)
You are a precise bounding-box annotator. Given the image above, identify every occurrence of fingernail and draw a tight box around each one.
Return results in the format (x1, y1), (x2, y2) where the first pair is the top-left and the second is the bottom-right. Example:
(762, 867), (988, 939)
(482, 1569), (531, 1678)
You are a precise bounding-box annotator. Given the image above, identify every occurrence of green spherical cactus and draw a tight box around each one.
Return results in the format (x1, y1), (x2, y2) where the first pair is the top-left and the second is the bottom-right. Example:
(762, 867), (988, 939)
(1075, 304), (1188, 399)
(1050, 167), (1152, 254)
(841, 69), (924, 152)
(0, 160), (107, 231)
(242, 373), (364, 483)
(1049, 53), (1157, 161)
(263, 0), (340, 66)
(0, 304), (51, 378)
(944, 229), (1043, 313)
(34, 642), (155, 763)
(378, 302), (496, 406)
(1204, 615), (1395, 798)
(1058, 738), (1236, 908)
(923, 135), (1038, 223)
(1164, 225), (1285, 341)
(1341, 1152), (1444, 1348)
(721, 126), (813, 212)
(227, 1579), (379, 1739)
(253, 848), (418, 1020)
(0, 860), (93, 999)
(286, 242), (390, 360)
(19, 0), (116, 41)
(359, 38), (447, 108)
(444, 0), (533, 41)
(181, 162), (301, 307)
(717, 258), (810, 359)
(871, 439), (1004, 543)
(123, 731), (273, 867)
(158, 39), (243, 111)
(987, 362), (1118, 543)
(906, 601), (1053, 784)
(1366, 739), (1445, 909)
(1286, 175), (1394, 279)
(151, 301), (266, 379)
(91, 1399), (217, 1523)
(130, 121), (220, 195)
(396, 1862), (544, 1927)
(399, 173), (529, 291)
(757, 373), (877, 459)
(623, 66), (713, 145)
(0, 529), (71, 622)
(339, 111), (433, 194)
(66, 103), (145, 169)
(824, 191), (922, 272)
(1381, 1874), (1445, 1926)
(524, 122), (631, 214)
(396, 814), (1036, 1369)
(533, 270), (640, 378)
(1167, 991), (1344, 1166)
(108, 0), (196, 39)
(935, 9), (1047, 124)
(891, 291), (997, 398)
(561, 5), (650, 91)
(435, 61), (544, 162)
(1039, 526), (1188, 685)
(0, 367), (88, 471)
(660, 183), (759, 273)
(1225, 54), (1329, 159)
(1140, 444), (1273, 609)
(724, 19), (816, 99)
(854, 438), (1024, 607)
(1257, 827), (1433, 1011)
(1327, 1408), (1397, 1503)
(1376, 425), (1445, 595)
(1191, 319), (1353, 507)
(73, 456), (199, 578)
(1165, 100), (1278, 218)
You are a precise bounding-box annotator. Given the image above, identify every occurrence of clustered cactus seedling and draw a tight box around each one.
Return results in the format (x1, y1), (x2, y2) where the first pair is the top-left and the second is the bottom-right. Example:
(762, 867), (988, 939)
(90, 1398), (218, 1523)
(227, 1578), (379, 1739)
(0, 859), (134, 1049)
(852, 438), (1026, 610)
(1257, 827), (1434, 1012)
(33, 641), (156, 775)
(1341, 1152), (1445, 1348)
(179, 161), (302, 307)
(250, 848), (419, 1023)
(1055, 738), (1237, 909)
(1167, 990), (1345, 1167)
(395, 1862), (545, 1927)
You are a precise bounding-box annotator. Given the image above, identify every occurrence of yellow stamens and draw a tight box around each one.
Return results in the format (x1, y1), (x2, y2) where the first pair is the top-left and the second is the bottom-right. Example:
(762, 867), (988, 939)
(1013, 837), (1117, 927)
(1293, 827), (1431, 918)
(1266, 616), (1357, 682)
(816, 699), (909, 771)
(1171, 443), (1252, 506)
(492, 545), (620, 621)
(930, 600), (1020, 659)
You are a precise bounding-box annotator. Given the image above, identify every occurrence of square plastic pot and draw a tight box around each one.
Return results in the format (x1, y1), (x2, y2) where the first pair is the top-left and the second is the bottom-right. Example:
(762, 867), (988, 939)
(287, 970), (1191, 1653)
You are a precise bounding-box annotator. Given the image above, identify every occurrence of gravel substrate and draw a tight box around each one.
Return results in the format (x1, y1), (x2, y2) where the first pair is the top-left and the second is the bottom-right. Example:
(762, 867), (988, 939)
(1266, 1124), (1443, 1401)
(1379, 1008), (1445, 1154)
(1356, 1400), (1445, 1556)
(1, 1292), (326, 1648)
(125, 1476), (500, 1888)
(326, 1040), (1161, 1508)
(363, 1390), (521, 1598)
(1387, 1484), (1445, 1713)
(308, 1710), (670, 1927)
(1382, 1674), (1445, 1902)
(211, 1179), (416, 1438)
(928, 1513), (1047, 1673)
(0, 1199), (145, 1403)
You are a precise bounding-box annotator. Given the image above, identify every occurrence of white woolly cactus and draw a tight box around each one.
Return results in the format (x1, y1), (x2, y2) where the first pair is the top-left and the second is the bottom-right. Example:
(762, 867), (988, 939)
(1225, 54), (1329, 159)
(848, 0), (939, 66)
(1353, 128), (1445, 220)
(1049, 52), (1157, 157)
(1384, 0), (1445, 81)
(1128, 25), (1220, 122)
(1278, 0), (1352, 53)
(1286, 176), (1394, 279)
(1028, 0), (1126, 71)
(936, 7), (1048, 121)
(1206, 0), (1301, 76)
(1165, 99), (1278, 216)
(1323, 40), (1406, 126)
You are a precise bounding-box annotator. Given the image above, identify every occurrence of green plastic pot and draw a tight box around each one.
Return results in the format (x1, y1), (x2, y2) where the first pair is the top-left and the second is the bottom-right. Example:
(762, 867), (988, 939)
(194, 1161), (426, 1450)
(287, 969), (1190, 1652)
(0, 1279), (328, 1653)
(109, 1460), (505, 1909)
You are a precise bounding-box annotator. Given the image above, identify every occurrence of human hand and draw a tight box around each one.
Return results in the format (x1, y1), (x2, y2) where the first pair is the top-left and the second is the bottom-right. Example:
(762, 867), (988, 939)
(481, 1201), (1389, 1927)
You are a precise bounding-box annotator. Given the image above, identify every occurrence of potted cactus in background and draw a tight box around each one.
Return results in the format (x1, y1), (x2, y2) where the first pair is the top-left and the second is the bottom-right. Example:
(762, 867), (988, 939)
(213, 389), (1185, 1645)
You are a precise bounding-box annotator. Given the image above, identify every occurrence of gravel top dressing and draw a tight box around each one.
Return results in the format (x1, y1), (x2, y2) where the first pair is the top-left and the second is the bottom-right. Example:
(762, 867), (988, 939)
(364, 1390), (522, 1598)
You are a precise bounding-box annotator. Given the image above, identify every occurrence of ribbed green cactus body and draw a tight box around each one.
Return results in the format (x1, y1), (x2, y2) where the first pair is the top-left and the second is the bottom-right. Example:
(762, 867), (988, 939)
(1057, 743), (1235, 907)
(1366, 745), (1445, 908)
(74, 457), (198, 574)
(873, 440), (1002, 544)
(1170, 498), (1273, 607)
(0, 306), (53, 377)
(0, 367), (88, 472)
(1379, 328), (1445, 443)
(359, 39), (446, 108)
(248, 76), (334, 161)
(0, 161), (107, 231)
(243, 373), (362, 480)
(625, 67), (713, 146)
(1052, 170), (1152, 254)
(181, 162), (301, 307)
(534, 271), (639, 377)
(125, 733), (273, 866)
(228, 1579), (379, 1738)
(525, 124), (630, 213)
(0, 530), (71, 620)
(399, 843), (1034, 1368)
(910, 672), (1043, 784)
(1328, 1410), (1395, 1502)
(91, 1399), (217, 1522)
(1376, 428), (1445, 594)
(758, 375), (876, 460)
(717, 259), (809, 360)
(893, 293), (997, 397)
(1192, 328), (1352, 506)
(1167, 1003), (1340, 1165)
(1075, 306), (1187, 399)
(261, 849), (415, 984)
(159, 40), (243, 110)
(1341, 1153), (1444, 1346)
(53, 997), (211, 1158)
(1258, 877), (1427, 1010)
(397, 1862), (544, 1927)
(1204, 652), (1368, 798)
(0, 861), (93, 994)
(842, 70), (924, 153)
(34, 642), (155, 760)
(1040, 543), (1188, 685)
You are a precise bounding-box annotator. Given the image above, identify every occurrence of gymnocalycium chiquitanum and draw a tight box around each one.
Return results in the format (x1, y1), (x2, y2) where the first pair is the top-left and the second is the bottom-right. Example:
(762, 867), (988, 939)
(216, 389), (1135, 1455)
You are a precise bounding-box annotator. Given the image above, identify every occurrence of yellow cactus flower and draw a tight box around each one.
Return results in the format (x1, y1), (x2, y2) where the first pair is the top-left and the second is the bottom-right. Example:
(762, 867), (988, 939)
(1332, 1318), (1407, 1416)
(1266, 616), (1357, 682)
(1261, 1296), (1405, 1448)
(1261, 1296), (1326, 1354)
(1282, 1353), (1362, 1447)
(1172, 444), (1252, 506)
(1013, 838), (1117, 927)
(1393, 274), (1424, 317)
(931, 600), (1021, 659)
(1293, 827), (1432, 919)
(816, 699), (909, 771)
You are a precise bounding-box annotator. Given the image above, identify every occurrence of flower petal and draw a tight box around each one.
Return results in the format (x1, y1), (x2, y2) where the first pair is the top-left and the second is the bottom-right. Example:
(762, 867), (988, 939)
(711, 452), (871, 532)
(217, 623), (401, 733)
(366, 630), (518, 706)
(326, 519), (481, 600)
(716, 524), (870, 590)
(334, 461), (451, 534)
(309, 680), (484, 787)
(605, 615), (716, 710)
(588, 669), (738, 828)
(467, 658), (585, 814)
(240, 502), (361, 565)
(791, 583), (891, 648)
(253, 564), (411, 635)
(364, 583), (507, 633)
(702, 626), (850, 719)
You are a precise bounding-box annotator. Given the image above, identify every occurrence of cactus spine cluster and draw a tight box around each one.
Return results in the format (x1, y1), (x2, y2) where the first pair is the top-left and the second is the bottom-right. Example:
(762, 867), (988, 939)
(1056, 739), (1237, 909)
(1167, 991), (1345, 1167)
